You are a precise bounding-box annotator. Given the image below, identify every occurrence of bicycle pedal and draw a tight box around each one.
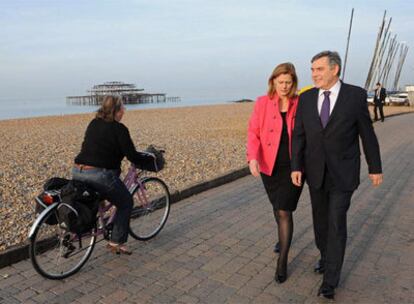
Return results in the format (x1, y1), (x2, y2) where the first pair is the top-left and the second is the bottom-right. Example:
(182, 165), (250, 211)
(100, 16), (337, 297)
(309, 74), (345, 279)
(103, 223), (113, 240)
(62, 243), (76, 258)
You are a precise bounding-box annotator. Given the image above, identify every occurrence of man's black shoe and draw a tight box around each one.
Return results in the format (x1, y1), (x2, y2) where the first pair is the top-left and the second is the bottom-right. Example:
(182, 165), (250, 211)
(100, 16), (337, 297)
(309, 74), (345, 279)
(314, 259), (325, 274)
(317, 283), (335, 300)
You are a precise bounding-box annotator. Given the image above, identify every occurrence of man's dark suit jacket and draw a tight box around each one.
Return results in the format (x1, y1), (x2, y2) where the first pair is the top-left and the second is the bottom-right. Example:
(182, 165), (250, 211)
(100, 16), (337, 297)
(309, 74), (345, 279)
(374, 87), (386, 105)
(291, 83), (382, 191)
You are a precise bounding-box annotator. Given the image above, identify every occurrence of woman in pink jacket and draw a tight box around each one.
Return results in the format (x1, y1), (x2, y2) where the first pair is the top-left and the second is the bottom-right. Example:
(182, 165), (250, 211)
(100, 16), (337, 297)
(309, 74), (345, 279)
(247, 62), (303, 283)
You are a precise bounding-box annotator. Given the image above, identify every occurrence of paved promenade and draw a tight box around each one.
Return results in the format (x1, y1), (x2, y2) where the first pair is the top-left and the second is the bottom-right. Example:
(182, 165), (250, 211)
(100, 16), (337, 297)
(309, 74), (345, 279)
(1, 113), (413, 304)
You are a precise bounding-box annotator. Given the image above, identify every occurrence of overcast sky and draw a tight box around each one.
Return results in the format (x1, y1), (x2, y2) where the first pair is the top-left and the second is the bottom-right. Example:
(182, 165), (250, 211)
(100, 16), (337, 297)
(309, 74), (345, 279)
(1, 0), (413, 102)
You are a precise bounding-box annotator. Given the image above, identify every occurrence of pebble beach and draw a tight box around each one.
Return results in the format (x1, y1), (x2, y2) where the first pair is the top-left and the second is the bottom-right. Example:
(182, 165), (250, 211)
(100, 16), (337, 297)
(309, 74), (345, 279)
(0, 103), (254, 251)
(0, 103), (412, 252)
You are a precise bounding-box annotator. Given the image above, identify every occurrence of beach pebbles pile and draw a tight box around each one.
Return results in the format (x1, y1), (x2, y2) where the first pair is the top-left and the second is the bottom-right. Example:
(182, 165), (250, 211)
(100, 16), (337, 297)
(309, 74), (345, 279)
(0, 103), (253, 251)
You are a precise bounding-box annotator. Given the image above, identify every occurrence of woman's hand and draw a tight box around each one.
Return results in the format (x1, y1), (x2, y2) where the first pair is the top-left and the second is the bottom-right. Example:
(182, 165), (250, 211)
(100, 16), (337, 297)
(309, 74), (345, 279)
(291, 171), (302, 187)
(249, 160), (260, 177)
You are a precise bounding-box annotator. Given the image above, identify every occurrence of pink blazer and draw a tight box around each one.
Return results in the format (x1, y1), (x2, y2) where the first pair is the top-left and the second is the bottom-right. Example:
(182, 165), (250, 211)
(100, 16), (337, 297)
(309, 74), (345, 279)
(247, 94), (299, 176)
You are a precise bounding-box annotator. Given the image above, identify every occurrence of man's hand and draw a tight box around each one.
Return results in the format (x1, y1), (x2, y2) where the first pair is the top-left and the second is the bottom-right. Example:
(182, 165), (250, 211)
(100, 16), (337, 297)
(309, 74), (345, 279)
(249, 160), (260, 177)
(291, 171), (302, 187)
(369, 173), (383, 187)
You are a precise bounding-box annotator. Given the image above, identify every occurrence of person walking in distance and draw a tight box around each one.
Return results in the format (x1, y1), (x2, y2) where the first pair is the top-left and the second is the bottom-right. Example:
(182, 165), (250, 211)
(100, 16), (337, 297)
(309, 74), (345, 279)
(291, 51), (383, 299)
(373, 82), (386, 122)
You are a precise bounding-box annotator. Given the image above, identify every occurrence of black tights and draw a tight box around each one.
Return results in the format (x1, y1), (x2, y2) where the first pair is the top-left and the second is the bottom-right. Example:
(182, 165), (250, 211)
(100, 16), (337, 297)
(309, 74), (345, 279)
(274, 209), (293, 273)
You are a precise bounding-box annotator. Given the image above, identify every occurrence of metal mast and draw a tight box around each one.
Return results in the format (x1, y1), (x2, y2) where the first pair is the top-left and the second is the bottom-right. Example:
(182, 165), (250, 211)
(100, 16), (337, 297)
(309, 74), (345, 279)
(365, 10), (387, 90)
(342, 8), (354, 81)
(392, 44), (409, 90)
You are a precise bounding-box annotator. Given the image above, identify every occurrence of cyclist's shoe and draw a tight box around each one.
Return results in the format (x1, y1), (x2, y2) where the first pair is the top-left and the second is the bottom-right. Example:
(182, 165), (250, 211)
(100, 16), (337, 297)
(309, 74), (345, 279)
(107, 243), (132, 255)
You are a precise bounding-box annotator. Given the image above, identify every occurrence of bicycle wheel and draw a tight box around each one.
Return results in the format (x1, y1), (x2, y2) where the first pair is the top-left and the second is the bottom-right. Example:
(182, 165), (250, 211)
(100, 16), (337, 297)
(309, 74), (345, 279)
(29, 205), (96, 280)
(129, 177), (170, 240)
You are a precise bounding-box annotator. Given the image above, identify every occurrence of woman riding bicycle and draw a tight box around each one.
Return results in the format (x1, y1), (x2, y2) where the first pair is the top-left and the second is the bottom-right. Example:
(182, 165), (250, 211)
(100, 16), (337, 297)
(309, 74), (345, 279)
(72, 95), (155, 255)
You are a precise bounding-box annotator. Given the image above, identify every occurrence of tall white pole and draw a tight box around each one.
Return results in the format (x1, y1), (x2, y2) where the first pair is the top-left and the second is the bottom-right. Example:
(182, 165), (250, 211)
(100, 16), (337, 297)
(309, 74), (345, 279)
(342, 8), (354, 81)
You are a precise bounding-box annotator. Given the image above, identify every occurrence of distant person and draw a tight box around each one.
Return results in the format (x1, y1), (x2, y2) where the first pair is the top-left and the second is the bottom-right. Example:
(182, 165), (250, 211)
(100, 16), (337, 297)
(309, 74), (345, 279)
(73, 95), (155, 255)
(291, 51), (383, 300)
(373, 82), (386, 122)
(247, 62), (304, 284)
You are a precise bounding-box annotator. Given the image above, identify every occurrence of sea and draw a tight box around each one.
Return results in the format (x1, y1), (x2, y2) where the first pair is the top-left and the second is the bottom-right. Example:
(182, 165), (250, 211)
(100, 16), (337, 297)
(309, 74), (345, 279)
(0, 97), (240, 121)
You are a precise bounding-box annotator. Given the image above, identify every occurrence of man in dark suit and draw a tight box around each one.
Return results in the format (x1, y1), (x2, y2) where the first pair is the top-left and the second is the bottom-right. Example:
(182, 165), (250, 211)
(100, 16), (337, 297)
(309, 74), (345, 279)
(291, 51), (383, 299)
(373, 82), (386, 122)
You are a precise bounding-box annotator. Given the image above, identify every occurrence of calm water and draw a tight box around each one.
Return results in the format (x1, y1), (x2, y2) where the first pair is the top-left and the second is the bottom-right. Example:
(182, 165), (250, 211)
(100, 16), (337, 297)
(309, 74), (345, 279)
(0, 97), (236, 121)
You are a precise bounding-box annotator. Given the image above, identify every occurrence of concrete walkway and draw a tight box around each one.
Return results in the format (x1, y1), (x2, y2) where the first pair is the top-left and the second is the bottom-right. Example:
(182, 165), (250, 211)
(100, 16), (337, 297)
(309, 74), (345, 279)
(1, 113), (413, 304)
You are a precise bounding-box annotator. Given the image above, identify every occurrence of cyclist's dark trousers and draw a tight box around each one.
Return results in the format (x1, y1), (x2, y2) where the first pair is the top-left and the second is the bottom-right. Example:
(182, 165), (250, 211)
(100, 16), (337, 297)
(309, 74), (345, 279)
(72, 167), (133, 244)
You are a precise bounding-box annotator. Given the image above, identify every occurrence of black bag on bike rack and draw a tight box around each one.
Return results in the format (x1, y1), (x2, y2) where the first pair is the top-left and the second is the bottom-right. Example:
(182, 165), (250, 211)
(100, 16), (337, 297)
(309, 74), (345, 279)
(57, 180), (100, 234)
(35, 177), (71, 225)
(43, 177), (70, 191)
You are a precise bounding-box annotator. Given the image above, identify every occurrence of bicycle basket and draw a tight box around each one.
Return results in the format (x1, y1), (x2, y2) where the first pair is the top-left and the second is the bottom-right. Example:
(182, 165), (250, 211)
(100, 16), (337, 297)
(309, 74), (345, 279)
(136, 145), (165, 172)
(145, 145), (165, 172)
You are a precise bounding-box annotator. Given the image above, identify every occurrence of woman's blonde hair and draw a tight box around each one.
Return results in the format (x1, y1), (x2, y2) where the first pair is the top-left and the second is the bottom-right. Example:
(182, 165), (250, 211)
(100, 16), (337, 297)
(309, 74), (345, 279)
(96, 95), (123, 122)
(267, 62), (298, 99)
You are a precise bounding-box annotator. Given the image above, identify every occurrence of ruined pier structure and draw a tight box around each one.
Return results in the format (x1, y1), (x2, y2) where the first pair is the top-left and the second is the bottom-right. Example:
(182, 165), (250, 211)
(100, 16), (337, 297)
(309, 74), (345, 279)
(66, 81), (180, 105)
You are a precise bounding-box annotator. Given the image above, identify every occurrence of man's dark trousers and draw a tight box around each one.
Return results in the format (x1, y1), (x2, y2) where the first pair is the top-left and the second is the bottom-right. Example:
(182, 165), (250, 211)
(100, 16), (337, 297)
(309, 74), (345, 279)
(373, 87), (386, 121)
(373, 102), (384, 121)
(309, 169), (353, 288)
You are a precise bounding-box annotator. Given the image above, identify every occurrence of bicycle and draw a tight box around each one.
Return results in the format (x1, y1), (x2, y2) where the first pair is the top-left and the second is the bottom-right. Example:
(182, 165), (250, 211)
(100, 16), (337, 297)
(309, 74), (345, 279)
(28, 162), (170, 280)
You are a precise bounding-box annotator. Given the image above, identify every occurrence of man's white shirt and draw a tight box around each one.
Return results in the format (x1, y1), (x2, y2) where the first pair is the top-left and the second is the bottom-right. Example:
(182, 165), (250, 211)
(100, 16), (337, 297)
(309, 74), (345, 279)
(318, 80), (341, 115)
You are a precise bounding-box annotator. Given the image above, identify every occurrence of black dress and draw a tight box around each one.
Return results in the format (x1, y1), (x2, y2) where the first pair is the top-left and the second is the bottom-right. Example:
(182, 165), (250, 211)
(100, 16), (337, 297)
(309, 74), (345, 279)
(260, 112), (303, 212)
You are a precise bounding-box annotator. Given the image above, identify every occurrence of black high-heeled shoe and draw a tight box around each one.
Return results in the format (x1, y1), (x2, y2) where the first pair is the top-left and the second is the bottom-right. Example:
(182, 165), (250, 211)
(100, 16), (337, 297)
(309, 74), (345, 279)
(274, 258), (287, 284)
(273, 242), (280, 254)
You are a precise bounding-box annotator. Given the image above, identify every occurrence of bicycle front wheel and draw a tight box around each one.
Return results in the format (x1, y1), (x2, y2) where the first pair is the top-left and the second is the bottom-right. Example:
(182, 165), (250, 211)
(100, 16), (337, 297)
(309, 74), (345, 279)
(29, 205), (96, 280)
(129, 177), (170, 240)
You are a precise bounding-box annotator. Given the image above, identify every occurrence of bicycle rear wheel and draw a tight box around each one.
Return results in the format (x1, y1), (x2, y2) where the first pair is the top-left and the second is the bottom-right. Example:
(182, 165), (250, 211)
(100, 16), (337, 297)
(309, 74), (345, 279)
(29, 205), (96, 280)
(129, 177), (170, 240)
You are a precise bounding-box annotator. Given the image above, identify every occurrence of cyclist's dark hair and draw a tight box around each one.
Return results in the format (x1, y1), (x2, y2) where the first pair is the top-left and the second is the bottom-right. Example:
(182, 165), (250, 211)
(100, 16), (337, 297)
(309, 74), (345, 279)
(96, 96), (123, 122)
